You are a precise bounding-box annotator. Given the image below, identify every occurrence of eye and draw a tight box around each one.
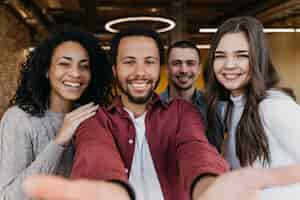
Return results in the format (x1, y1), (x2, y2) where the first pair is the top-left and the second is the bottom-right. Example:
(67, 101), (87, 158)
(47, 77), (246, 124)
(237, 54), (249, 58)
(123, 60), (135, 65)
(214, 54), (225, 59)
(171, 61), (182, 66)
(58, 62), (70, 66)
(186, 61), (197, 67)
(146, 59), (156, 64)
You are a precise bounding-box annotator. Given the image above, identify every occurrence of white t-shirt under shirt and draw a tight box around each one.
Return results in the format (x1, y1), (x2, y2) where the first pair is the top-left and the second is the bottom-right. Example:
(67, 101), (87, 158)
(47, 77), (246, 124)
(125, 108), (164, 200)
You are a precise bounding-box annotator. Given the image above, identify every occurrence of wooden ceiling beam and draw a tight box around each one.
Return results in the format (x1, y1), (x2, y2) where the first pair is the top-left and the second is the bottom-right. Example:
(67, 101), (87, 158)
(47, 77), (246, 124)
(60, 0), (81, 11)
(94, 2), (233, 12)
(210, 0), (288, 25)
(256, 0), (300, 24)
(80, 0), (97, 32)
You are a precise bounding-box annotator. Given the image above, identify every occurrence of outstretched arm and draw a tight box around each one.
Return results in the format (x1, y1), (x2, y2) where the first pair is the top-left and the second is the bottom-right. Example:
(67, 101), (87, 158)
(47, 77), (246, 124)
(194, 166), (300, 200)
(24, 165), (300, 200)
(23, 175), (130, 200)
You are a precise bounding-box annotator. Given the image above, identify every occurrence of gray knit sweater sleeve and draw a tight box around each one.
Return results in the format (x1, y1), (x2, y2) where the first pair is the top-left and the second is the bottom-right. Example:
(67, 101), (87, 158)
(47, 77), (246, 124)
(0, 106), (65, 200)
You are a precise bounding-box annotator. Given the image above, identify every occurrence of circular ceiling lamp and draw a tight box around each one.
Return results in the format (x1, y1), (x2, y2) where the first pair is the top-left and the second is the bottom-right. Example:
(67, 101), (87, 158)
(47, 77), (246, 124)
(105, 16), (176, 33)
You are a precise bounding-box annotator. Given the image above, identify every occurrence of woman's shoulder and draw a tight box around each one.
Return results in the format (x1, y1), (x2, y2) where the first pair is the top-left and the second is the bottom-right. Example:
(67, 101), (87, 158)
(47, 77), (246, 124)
(260, 89), (296, 107)
(0, 105), (36, 138)
(259, 89), (299, 124)
(1, 105), (31, 122)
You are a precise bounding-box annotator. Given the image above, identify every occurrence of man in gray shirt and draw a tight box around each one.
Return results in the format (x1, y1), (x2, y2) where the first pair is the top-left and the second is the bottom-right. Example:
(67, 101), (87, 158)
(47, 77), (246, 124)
(160, 41), (224, 151)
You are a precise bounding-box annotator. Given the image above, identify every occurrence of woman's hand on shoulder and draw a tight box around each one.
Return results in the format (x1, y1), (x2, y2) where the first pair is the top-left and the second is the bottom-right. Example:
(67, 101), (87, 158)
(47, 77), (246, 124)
(54, 102), (99, 146)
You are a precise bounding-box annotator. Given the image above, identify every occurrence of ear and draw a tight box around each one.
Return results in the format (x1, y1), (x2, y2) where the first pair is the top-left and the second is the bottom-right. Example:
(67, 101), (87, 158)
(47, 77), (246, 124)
(46, 71), (49, 79)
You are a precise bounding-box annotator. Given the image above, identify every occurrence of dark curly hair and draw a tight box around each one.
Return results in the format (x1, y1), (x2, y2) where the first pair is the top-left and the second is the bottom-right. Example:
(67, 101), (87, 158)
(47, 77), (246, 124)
(10, 29), (113, 116)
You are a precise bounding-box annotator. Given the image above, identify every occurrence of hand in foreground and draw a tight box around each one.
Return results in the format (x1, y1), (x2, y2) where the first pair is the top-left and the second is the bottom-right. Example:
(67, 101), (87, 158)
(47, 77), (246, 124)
(198, 166), (300, 200)
(23, 175), (130, 200)
(54, 102), (99, 146)
(23, 166), (300, 200)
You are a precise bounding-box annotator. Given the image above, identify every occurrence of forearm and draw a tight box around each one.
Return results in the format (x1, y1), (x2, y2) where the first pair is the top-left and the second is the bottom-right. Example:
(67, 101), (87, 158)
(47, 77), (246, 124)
(23, 175), (133, 200)
(0, 141), (65, 200)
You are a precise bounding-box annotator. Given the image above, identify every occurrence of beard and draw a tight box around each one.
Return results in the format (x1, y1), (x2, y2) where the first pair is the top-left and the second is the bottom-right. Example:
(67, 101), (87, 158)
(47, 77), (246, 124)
(115, 77), (159, 105)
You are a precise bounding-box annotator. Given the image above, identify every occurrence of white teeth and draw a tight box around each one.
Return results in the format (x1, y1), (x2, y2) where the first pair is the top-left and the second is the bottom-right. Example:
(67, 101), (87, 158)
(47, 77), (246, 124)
(63, 81), (81, 88)
(131, 83), (147, 89)
(178, 76), (189, 81)
(224, 74), (240, 80)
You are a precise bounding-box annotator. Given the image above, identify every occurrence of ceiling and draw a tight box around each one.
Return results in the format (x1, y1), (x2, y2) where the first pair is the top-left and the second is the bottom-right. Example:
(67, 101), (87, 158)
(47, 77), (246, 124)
(4, 0), (300, 47)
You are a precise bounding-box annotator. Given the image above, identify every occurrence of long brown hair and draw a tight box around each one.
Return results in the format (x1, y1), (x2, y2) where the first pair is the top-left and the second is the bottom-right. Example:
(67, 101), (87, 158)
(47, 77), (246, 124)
(205, 16), (294, 166)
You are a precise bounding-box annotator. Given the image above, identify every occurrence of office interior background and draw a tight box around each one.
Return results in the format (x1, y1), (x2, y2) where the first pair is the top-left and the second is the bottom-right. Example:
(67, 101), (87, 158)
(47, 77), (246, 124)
(0, 0), (299, 117)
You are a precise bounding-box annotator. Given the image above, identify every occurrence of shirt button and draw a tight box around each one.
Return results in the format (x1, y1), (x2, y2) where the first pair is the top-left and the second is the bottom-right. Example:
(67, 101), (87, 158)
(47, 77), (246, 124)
(125, 168), (129, 173)
(128, 139), (134, 144)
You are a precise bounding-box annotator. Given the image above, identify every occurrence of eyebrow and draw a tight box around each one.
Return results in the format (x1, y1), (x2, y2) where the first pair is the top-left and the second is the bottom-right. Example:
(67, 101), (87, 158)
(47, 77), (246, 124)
(121, 56), (136, 60)
(145, 56), (158, 60)
(121, 56), (158, 60)
(215, 50), (249, 54)
(236, 50), (249, 54)
(58, 57), (89, 62)
(60, 56), (72, 61)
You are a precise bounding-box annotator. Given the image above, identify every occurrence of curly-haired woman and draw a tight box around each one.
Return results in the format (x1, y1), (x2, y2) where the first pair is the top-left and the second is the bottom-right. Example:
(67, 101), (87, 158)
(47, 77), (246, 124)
(0, 29), (113, 199)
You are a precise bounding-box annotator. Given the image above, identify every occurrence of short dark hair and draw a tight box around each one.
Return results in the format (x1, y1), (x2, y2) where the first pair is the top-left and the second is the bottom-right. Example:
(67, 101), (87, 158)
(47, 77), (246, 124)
(167, 40), (200, 61)
(10, 29), (113, 116)
(110, 26), (164, 66)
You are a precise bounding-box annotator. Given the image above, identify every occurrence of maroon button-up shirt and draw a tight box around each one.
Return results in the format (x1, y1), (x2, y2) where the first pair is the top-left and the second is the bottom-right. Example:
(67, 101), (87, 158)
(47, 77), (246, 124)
(71, 94), (229, 200)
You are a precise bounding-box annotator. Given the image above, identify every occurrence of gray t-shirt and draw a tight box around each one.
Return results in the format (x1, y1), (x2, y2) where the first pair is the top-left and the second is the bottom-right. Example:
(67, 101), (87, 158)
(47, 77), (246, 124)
(0, 106), (74, 200)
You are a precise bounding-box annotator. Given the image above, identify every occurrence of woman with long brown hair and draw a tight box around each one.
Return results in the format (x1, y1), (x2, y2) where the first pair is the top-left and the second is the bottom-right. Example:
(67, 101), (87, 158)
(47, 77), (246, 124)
(205, 16), (300, 169)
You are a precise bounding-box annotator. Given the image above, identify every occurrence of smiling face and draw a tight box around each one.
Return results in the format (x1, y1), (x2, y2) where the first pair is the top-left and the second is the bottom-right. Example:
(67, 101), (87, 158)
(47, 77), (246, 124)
(113, 36), (160, 105)
(48, 41), (91, 108)
(167, 47), (200, 91)
(213, 32), (251, 96)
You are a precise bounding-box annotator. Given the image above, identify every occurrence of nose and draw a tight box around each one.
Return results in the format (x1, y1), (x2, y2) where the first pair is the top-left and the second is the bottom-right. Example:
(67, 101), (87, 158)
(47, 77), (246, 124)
(134, 62), (147, 77)
(70, 65), (81, 78)
(179, 63), (189, 73)
(224, 56), (237, 69)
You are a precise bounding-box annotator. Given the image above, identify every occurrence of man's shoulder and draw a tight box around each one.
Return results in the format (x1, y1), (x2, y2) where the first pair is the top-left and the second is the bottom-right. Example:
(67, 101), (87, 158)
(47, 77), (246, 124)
(160, 98), (198, 115)
(159, 88), (169, 103)
(193, 89), (206, 102)
(79, 106), (111, 128)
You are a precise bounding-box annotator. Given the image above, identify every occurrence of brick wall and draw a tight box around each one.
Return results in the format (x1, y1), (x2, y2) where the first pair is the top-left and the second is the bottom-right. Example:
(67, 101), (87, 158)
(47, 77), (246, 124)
(0, 5), (32, 118)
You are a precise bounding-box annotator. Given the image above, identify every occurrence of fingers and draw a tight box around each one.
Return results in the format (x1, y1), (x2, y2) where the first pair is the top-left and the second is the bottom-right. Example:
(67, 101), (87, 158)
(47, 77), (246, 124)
(71, 104), (99, 122)
(67, 102), (98, 119)
(55, 103), (99, 145)
(73, 111), (98, 126)
(235, 166), (300, 190)
(256, 165), (300, 188)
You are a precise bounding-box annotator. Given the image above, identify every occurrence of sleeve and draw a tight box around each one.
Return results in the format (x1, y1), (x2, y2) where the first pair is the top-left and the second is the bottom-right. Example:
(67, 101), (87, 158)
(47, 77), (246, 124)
(71, 109), (128, 183)
(0, 107), (65, 200)
(175, 101), (229, 191)
(259, 97), (300, 162)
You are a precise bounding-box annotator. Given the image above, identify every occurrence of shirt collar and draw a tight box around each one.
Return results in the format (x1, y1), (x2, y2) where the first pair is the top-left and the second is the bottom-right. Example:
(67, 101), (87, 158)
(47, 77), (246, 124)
(162, 86), (202, 104)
